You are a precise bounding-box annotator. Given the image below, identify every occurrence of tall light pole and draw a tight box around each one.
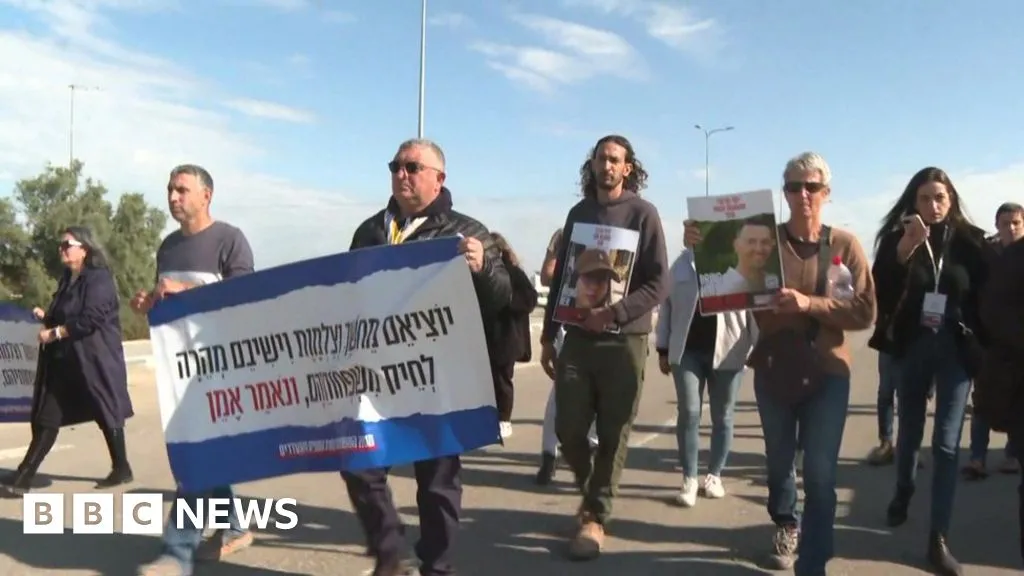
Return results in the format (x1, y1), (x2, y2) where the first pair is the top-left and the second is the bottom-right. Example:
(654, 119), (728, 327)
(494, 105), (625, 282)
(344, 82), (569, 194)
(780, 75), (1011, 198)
(68, 84), (100, 168)
(417, 0), (427, 138)
(694, 124), (734, 197)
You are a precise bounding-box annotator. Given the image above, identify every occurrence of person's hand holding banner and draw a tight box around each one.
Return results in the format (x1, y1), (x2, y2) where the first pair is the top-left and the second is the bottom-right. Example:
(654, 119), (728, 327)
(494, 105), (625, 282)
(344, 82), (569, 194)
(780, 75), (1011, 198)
(457, 235), (484, 273)
(130, 290), (154, 315)
(776, 288), (811, 313)
(683, 220), (703, 248)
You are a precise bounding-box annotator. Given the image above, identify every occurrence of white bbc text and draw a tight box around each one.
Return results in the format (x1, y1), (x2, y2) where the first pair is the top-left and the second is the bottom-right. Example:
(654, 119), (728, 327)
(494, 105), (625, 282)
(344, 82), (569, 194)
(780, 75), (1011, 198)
(22, 493), (299, 534)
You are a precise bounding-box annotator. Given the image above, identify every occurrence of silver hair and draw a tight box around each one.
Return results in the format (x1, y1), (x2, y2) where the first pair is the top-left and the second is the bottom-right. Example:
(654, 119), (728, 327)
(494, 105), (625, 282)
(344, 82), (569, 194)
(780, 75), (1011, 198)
(783, 152), (831, 185)
(396, 139), (446, 170)
(169, 164), (214, 191)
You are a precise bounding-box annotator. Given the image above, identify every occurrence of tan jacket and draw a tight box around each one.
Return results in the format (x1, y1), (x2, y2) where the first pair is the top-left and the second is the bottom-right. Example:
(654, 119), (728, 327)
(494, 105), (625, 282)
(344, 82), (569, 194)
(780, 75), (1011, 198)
(751, 225), (877, 378)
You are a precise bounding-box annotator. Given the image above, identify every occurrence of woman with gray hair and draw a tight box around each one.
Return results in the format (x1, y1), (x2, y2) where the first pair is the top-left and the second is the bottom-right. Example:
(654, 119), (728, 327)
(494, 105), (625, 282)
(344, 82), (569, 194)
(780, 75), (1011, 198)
(0, 226), (134, 495)
(685, 152), (876, 575)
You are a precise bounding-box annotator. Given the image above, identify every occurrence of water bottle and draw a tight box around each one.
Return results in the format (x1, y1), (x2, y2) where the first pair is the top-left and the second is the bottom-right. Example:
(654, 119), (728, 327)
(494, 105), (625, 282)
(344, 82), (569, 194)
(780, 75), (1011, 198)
(826, 256), (855, 301)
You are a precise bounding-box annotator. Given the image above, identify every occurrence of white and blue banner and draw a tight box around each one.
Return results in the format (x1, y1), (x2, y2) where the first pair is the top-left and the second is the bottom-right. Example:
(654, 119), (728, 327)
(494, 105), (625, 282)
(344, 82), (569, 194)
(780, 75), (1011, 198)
(148, 237), (499, 493)
(0, 303), (39, 423)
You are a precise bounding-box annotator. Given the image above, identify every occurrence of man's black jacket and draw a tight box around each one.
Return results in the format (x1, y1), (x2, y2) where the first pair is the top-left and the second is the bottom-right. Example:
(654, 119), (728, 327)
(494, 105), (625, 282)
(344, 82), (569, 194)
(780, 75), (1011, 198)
(349, 187), (512, 319)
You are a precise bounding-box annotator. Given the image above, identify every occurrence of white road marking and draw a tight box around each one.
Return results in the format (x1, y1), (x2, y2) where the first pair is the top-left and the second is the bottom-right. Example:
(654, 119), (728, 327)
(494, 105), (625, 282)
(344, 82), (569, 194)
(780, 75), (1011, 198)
(628, 416), (677, 448)
(0, 444), (73, 462)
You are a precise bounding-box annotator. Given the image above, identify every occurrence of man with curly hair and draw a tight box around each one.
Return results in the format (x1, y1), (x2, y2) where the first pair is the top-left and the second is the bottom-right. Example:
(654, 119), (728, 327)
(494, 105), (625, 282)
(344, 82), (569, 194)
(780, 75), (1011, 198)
(539, 134), (670, 560)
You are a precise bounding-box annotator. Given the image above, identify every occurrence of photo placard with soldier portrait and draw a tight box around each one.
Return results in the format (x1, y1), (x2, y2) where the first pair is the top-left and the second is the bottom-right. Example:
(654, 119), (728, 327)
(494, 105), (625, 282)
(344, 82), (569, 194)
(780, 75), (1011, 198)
(552, 223), (640, 333)
(685, 189), (784, 314)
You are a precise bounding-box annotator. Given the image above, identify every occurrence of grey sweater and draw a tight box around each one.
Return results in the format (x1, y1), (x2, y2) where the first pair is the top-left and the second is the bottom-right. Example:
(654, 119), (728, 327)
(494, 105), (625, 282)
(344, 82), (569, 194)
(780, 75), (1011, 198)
(541, 191), (670, 342)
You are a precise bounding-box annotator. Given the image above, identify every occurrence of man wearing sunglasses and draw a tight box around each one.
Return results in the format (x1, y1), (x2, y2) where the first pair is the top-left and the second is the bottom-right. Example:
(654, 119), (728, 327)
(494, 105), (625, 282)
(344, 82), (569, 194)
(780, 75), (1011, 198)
(342, 138), (512, 576)
(134, 164), (256, 576)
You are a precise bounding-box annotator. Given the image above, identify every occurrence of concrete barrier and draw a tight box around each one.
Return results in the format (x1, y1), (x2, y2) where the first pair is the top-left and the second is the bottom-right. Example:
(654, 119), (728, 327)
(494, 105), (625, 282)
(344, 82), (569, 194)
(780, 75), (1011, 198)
(122, 339), (153, 366)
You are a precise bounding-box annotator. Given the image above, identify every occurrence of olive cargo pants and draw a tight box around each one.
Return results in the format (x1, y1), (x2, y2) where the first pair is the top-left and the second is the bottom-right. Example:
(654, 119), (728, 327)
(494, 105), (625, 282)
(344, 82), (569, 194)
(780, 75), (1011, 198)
(554, 328), (648, 524)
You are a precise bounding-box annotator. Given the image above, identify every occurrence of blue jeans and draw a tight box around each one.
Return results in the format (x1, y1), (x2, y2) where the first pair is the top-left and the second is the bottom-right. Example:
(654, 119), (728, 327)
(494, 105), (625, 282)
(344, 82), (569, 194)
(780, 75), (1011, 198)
(895, 328), (971, 533)
(969, 410), (1017, 463)
(877, 353), (900, 442)
(671, 351), (742, 478)
(162, 485), (247, 567)
(755, 372), (850, 576)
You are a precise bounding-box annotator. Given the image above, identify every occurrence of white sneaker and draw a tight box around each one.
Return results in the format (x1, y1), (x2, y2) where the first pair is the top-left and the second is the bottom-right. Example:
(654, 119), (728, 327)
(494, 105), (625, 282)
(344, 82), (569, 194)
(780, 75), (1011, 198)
(675, 477), (698, 507)
(702, 474), (726, 499)
(499, 421), (513, 439)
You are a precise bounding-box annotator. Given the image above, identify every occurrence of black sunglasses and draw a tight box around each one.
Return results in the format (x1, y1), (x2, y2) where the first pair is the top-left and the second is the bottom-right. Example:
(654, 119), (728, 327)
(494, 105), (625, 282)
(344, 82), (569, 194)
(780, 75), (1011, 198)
(783, 181), (827, 194)
(388, 160), (439, 175)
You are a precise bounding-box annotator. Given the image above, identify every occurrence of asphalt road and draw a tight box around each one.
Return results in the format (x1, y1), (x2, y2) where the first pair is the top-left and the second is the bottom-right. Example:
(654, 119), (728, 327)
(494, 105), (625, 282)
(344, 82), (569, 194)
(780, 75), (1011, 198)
(0, 316), (1020, 575)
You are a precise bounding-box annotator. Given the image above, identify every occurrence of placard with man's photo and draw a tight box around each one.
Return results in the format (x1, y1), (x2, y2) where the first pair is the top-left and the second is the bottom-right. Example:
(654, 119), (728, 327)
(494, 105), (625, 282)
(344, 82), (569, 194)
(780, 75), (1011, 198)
(552, 223), (640, 333)
(686, 189), (785, 314)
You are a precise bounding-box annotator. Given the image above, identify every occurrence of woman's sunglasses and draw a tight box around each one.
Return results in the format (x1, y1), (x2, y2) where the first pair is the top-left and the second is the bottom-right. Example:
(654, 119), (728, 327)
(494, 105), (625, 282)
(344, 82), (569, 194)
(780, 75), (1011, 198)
(59, 239), (82, 251)
(783, 181), (827, 195)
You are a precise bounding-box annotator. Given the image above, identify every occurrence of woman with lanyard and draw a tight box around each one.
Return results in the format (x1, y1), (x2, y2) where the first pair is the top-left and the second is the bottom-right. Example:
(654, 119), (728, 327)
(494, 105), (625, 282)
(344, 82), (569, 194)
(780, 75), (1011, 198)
(872, 167), (989, 576)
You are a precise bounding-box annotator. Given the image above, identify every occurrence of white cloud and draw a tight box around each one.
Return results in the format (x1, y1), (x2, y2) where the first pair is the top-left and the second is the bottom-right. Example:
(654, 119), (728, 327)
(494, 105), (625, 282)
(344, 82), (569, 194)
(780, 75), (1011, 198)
(322, 9), (355, 24)
(243, 0), (353, 23)
(562, 0), (722, 58)
(429, 12), (471, 29)
(685, 167), (712, 181)
(472, 14), (645, 93)
(224, 98), (315, 123)
(249, 0), (309, 10)
(287, 53), (310, 67)
(0, 0), (360, 268)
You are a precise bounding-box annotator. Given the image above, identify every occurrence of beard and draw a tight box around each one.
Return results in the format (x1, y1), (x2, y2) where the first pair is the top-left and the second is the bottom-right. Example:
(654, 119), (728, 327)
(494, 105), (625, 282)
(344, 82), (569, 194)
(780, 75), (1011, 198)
(596, 173), (622, 191)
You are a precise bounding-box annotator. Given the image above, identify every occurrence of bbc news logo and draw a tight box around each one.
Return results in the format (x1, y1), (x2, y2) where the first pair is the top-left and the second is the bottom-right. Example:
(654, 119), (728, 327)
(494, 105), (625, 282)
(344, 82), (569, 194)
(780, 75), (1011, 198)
(22, 493), (299, 534)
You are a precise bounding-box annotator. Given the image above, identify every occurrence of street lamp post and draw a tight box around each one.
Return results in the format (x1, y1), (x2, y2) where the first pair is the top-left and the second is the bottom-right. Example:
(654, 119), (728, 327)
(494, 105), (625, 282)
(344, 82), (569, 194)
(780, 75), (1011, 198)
(694, 124), (734, 197)
(68, 84), (100, 168)
(417, 0), (426, 138)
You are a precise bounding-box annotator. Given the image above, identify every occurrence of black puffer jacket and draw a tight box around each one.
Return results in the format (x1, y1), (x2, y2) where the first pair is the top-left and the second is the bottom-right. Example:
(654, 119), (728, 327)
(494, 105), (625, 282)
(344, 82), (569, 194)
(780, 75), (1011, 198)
(349, 187), (512, 319)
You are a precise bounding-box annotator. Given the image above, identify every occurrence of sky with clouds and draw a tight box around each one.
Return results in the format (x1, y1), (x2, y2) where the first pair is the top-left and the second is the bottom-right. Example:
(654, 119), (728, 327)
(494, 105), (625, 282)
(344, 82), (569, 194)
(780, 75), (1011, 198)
(1, 0), (1022, 273)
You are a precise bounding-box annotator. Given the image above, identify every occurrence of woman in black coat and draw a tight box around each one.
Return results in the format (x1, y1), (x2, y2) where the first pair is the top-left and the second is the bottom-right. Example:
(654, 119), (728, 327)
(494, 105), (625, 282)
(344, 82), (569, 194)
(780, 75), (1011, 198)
(872, 167), (988, 576)
(487, 233), (538, 440)
(1, 226), (135, 495)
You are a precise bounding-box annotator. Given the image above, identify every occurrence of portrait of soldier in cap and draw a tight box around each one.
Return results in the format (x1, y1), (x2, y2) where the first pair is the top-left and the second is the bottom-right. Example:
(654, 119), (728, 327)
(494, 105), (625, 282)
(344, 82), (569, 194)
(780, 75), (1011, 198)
(573, 248), (622, 309)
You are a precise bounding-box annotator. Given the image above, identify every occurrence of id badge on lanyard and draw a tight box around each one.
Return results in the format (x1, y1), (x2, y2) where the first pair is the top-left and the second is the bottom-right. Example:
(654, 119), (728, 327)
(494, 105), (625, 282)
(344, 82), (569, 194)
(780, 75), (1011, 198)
(384, 212), (427, 245)
(920, 235), (947, 330)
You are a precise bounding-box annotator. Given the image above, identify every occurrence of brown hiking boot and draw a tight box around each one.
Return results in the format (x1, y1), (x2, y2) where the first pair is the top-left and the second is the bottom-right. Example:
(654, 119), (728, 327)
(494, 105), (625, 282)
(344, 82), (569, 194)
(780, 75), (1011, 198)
(867, 440), (895, 465)
(569, 512), (604, 561)
(960, 460), (988, 481)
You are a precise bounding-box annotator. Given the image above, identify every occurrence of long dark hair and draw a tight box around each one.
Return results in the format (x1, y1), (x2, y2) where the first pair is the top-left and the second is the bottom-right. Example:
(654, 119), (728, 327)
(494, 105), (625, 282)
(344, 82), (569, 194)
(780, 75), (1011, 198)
(579, 135), (649, 199)
(874, 167), (975, 250)
(490, 232), (520, 269)
(63, 226), (111, 270)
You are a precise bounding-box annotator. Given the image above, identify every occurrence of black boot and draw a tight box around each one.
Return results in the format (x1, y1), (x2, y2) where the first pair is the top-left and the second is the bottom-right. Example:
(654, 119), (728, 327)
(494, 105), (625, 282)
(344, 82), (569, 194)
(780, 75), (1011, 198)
(886, 485), (914, 527)
(927, 531), (964, 576)
(96, 426), (133, 488)
(535, 452), (556, 485)
(1, 426), (58, 495)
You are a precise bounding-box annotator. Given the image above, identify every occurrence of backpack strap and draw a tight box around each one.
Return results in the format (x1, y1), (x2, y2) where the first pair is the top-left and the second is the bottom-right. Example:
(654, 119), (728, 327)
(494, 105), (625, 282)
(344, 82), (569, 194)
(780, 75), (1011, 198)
(807, 225), (832, 342)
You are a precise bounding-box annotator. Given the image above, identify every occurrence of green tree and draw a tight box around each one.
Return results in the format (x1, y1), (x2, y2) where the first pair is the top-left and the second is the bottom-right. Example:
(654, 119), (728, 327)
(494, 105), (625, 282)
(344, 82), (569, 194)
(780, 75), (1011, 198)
(2, 160), (167, 339)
